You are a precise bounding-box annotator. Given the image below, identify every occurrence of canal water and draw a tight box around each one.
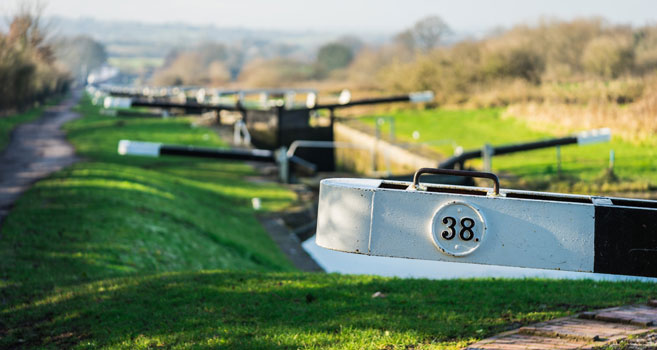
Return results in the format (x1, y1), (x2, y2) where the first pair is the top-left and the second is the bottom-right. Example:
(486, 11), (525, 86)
(303, 235), (656, 282)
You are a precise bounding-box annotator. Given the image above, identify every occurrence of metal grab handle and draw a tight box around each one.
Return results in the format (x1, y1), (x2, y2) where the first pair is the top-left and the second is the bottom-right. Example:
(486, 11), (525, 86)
(411, 167), (500, 195)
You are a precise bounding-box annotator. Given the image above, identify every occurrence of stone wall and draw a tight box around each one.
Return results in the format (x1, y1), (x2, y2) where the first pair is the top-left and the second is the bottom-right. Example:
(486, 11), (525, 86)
(334, 122), (442, 175)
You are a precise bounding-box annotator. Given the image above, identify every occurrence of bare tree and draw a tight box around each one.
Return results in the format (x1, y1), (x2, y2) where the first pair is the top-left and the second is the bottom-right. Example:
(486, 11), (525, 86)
(7, 0), (51, 59)
(412, 15), (451, 52)
(54, 36), (107, 82)
(0, 0), (69, 111)
(394, 29), (416, 52)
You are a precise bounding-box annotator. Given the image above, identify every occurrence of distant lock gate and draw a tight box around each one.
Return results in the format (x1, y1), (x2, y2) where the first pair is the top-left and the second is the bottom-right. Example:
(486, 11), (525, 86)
(101, 86), (434, 173)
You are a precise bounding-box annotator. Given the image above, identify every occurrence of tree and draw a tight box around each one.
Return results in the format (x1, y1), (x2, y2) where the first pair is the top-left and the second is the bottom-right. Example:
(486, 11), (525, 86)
(336, 35), (364, 53)
(54, 36), (107, 82)
(315, 42), (354, 77)
(151, 52), (204, 86)
(392, 15), (451, 55)
(394, 29), (416, 52)
(208, 61), (231, 85)
(581, 35), (635, 78)
(0, 1), (69, 111)
(152, 42), (245, 85)
(412, 15), (451, 52)
(238, 58), (314, 87)
(196, 42), (229, 66)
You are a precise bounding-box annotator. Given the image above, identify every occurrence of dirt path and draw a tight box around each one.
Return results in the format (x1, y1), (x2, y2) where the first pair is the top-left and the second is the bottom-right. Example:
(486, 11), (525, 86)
(0, 91), (81, 227)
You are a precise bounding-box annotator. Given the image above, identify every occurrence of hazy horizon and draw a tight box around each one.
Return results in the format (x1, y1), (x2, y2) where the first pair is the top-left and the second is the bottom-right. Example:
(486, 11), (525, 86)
(3, 0), (657, 35)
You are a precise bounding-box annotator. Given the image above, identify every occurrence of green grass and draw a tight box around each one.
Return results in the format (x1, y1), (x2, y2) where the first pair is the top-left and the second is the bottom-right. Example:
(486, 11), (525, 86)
(362, 108), (657, 194)
(2, 97), (297, 284)
(0, 97), (298, 347)
(3, 272), (655, 349)
(1, 98), (657, 349)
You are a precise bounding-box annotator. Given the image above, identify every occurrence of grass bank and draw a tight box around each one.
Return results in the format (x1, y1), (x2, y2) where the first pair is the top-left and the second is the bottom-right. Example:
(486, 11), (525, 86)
(1, 98), (656, 349)
(361, 108), (657, 194)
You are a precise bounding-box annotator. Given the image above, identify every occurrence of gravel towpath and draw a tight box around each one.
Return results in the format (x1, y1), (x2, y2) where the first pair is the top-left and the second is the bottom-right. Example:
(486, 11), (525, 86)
(0, 91), (81, 228)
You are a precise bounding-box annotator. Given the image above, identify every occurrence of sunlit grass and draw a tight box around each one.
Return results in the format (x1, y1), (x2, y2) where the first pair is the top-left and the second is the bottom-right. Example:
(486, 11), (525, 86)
(2, 271), (656, 349)
(38, 177), (177, 199)
(0, 96), (297, 306)
(361, 108), (657, 194)
(2, 97), (657, 349)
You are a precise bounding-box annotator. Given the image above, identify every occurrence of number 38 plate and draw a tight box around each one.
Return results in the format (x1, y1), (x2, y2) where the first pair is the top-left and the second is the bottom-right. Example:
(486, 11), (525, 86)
(431, 201), (487, 256)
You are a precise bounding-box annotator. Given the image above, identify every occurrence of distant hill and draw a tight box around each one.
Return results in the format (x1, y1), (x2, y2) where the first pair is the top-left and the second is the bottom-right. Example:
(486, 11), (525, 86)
(48, 16), (389, 59)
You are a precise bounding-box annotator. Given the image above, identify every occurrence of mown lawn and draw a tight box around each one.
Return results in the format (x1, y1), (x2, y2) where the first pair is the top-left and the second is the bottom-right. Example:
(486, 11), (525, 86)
(361, 108), (657, 194)
(3, 272), (655, 350)
(1, 98), (656, 349)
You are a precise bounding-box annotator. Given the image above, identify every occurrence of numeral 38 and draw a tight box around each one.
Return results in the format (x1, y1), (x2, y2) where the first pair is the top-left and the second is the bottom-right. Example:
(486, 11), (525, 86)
(441, 216), (476, 241)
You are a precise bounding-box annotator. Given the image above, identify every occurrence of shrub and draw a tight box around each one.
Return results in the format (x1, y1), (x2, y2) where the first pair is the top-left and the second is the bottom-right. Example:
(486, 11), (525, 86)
(237, 58), (315, 87)
(581, 35), (635, 78)
(0, 6), (69, 113)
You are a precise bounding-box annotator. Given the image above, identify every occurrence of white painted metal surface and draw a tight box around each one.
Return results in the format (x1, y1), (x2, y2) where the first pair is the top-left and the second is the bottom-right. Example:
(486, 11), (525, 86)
(577, 128), (611, 145)
(430, 201), (487, 256)
(233, 120), (251, 146)
(316, 178), (596, 273)
(103, 97), (132, 109)
(306, 93), (317, 108)
(338, 89), (352, 105)
(196, 88), (207, 104)
(409, 91), (435, 103)
(303, 235), (655, 281)
(117, 140), (160, 157)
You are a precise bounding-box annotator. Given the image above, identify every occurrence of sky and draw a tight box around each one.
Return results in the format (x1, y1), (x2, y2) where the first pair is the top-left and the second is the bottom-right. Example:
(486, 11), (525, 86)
(3, 0), (657, 34)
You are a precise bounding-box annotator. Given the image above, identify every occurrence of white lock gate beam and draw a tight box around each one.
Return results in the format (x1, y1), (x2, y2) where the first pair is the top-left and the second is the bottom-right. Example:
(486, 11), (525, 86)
(316, 168), (657, 278)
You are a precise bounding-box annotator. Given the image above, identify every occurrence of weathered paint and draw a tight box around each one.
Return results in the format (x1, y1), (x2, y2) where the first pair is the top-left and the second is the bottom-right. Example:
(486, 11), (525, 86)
(316, 178), (377, 255)
(117, 140), (160, 157)
(409, 91), (434, 103)
(317, 178), (596, 273)
(577, 128), (611, 145)
(103, 96), (132, 109)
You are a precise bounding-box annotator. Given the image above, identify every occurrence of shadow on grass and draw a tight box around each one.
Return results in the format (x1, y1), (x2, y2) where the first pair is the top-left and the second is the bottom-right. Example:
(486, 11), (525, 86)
(2, 271), (656, 349)
(0, 161), (296, 305)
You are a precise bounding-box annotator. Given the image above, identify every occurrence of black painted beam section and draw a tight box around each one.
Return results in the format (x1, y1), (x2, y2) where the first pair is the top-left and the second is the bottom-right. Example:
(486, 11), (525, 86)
(131, 99), (241, 112)
(439, 136), (579, 169)
(311, 95), (411, 110)
(158, 145), (317, 175)
(594, 203), (657, 277)
(160, 145), (274, 162)
(383, 173), (473, 186)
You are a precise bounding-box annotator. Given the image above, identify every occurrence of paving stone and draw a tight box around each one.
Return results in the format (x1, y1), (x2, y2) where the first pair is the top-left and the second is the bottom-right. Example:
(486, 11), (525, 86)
(467, 332), (595, 350)
(580, 305), (657, 327)
(519, 317), (650, 341)
(465, 304), (657, 350)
